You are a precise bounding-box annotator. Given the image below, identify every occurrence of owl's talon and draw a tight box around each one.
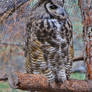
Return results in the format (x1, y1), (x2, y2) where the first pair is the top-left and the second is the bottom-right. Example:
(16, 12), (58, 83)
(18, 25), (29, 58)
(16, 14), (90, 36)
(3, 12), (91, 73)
(8, 72), (19, 88)
(49, 81), (57, 88)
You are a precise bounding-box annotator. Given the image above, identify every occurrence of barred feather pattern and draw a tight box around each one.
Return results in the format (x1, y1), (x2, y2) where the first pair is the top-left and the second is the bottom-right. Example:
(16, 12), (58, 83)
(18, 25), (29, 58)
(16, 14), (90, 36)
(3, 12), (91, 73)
(25, 1), (73, 83)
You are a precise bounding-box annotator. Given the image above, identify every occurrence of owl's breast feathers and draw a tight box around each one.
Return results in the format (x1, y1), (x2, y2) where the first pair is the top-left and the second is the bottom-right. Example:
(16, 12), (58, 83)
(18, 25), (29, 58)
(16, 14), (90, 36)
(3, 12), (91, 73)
(31, 18), (73, 44)
(26, 15), (73, 75)
(26, 17), (73, 61)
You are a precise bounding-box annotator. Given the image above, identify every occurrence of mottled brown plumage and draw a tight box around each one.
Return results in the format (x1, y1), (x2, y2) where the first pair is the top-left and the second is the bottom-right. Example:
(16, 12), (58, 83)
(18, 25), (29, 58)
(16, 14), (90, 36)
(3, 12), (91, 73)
(25, 0), (74, 86)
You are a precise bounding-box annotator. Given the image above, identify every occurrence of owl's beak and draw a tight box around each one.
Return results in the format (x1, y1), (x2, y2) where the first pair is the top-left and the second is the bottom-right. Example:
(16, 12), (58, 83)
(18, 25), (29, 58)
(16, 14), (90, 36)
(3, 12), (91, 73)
(56, 8), (68, 20)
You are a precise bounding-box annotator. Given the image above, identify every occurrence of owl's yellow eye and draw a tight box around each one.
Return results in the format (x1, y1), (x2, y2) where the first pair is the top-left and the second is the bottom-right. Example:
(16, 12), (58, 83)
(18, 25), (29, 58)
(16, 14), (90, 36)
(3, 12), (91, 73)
(50, 5), (58, 9)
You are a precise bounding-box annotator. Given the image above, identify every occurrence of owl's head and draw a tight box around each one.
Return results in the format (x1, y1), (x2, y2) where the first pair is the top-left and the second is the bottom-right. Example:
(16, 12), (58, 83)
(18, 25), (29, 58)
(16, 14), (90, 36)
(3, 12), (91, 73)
(44, 0), (67, 20)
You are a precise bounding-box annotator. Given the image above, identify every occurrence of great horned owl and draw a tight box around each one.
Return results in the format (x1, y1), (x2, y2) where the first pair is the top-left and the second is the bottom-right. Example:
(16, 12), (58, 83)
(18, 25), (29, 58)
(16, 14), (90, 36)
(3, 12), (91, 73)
(25, 0), (74, 85)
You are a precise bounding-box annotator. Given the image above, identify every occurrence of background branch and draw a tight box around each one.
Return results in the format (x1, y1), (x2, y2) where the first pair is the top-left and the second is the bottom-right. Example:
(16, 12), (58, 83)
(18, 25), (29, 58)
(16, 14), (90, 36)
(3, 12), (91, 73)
(0, 0), (31, 23)
(0, 42), (24, 47)
(73, 56), (84, 62)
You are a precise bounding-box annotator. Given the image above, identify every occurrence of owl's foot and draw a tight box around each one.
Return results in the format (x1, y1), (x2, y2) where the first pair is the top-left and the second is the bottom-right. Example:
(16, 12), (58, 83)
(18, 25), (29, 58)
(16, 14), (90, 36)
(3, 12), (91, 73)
(49, 81), (57, 88)
(8, 72), (19, 88)
(57, 69), (67, 83)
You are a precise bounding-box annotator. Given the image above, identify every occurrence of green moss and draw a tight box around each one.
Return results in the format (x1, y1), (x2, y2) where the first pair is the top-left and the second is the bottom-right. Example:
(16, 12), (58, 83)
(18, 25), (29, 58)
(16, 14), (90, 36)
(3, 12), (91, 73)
(0, 82), (26, 92)
(70, 73), (86, 80)
(0, 82), (9, 88)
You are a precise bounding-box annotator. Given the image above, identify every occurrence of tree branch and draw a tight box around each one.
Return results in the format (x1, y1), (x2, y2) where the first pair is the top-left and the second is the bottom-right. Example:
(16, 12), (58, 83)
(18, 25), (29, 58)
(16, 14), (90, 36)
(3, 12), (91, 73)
(5, 72), (92, 92)
(73, 56), (84, 62)
(0, 73), (8, 81)
(0, 42), (24, 47)
(0, 0), (31, 23)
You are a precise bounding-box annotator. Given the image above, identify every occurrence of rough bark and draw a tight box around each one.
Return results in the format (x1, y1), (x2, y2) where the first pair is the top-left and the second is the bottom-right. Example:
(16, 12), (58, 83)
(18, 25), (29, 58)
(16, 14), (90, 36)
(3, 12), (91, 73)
(0, 0), (31, 23)
(78, 0), (92, 79)
(1, 72), (90, 92)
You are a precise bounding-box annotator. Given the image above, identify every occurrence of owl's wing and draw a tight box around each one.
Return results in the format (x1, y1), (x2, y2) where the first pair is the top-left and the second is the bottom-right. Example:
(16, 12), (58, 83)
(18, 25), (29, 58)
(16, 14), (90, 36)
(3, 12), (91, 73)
(63, 19), (73, 43)
(60, 18), (74, 58)
(66, 19), (74, 58)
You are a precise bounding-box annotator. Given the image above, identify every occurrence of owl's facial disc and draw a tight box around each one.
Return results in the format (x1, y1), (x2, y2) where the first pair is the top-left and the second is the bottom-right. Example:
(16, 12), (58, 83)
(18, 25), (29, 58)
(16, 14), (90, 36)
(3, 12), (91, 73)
(46, 2), (67, 19)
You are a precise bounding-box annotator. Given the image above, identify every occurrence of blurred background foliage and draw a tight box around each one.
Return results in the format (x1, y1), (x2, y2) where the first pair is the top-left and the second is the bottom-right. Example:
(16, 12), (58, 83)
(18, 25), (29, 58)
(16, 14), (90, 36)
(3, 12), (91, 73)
(0, 0), (86, 91)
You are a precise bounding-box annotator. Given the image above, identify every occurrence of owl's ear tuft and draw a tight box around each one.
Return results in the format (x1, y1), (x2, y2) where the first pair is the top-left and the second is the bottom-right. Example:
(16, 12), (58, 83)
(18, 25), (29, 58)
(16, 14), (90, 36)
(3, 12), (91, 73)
(51, 0), (64, 6)
(39, 0), (47, 3)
